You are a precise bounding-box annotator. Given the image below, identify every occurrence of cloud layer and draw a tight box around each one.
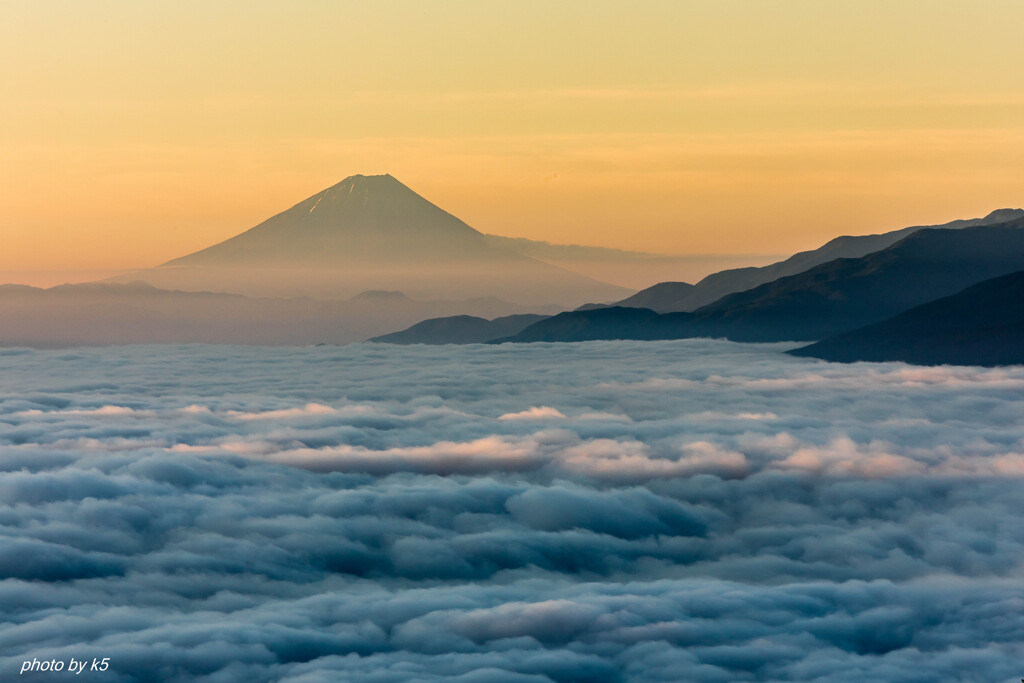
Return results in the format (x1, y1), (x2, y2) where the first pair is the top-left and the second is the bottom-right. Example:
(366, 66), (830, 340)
(1, 341), (1023, 681)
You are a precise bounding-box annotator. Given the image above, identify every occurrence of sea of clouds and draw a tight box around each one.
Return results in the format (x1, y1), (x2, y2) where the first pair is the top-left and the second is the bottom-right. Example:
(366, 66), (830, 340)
(1, 340), (1023, 682)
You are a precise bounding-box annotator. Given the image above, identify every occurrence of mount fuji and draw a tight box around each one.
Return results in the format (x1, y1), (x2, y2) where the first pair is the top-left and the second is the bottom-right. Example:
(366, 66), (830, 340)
(110, 174), (631, 306)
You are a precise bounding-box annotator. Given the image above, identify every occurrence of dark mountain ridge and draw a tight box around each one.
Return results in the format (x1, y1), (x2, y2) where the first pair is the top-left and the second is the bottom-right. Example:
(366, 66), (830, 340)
(788, 270), (1024, 366)
(609, 208), (1024, 313)
(369, 313), (548, 345)
(497, 219), (1024, 343)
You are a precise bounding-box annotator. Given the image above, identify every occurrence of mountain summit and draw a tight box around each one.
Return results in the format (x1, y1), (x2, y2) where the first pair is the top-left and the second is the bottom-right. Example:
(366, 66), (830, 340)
(166, 174), (499, 267)
(112, 175), (630, 305)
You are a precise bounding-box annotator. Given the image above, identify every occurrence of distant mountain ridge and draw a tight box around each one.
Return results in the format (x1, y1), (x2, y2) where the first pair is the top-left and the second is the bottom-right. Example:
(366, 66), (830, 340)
(608, 208), (1024, 313)
(0, 282), (559, 347)
(108, 175), (631, 306)
(789, 270), (1024, 366)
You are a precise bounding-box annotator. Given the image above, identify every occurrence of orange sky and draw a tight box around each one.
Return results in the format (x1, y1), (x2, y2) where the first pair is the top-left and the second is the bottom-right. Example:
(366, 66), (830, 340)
(2, 1), (1024, 282)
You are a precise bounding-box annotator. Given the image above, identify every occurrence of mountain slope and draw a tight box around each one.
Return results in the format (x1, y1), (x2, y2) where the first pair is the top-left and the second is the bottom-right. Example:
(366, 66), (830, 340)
(788, 271), (1024, 366)
(369, 313), (548, 345)
(605, 281), (695, 311)
(499, 220), (1024, 343)
(490, 307), (668, 343)
(610, 208), (1024, 312)
(167, 174), (494, 267)
(109, 175), (631, 306)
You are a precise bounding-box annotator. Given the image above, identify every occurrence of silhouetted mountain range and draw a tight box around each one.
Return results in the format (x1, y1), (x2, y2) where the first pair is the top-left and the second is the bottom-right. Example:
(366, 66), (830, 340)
(491, 307), (663, 343)
(488, 219), (1024, 343)
(108, 175), (630, 306)
(9, 181), (1023, 361)
(788, 270), (1024, 366)
(589, 281), (696, 312)
(605, 208), (1024, 312)
(369, 314), (548, 345)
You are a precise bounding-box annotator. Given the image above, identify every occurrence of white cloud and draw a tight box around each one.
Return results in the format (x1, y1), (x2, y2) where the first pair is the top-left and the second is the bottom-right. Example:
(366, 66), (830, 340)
(497, 406), (566, 421)
(227, 403), (342, 420)
(774, 437), (927, 477)
(1, 340), (1023, 681)
(254, 436), (546, 474)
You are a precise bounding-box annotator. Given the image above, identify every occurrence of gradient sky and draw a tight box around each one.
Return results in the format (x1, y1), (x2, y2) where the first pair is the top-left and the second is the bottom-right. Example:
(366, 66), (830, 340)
(3, 0), (1024, 281)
